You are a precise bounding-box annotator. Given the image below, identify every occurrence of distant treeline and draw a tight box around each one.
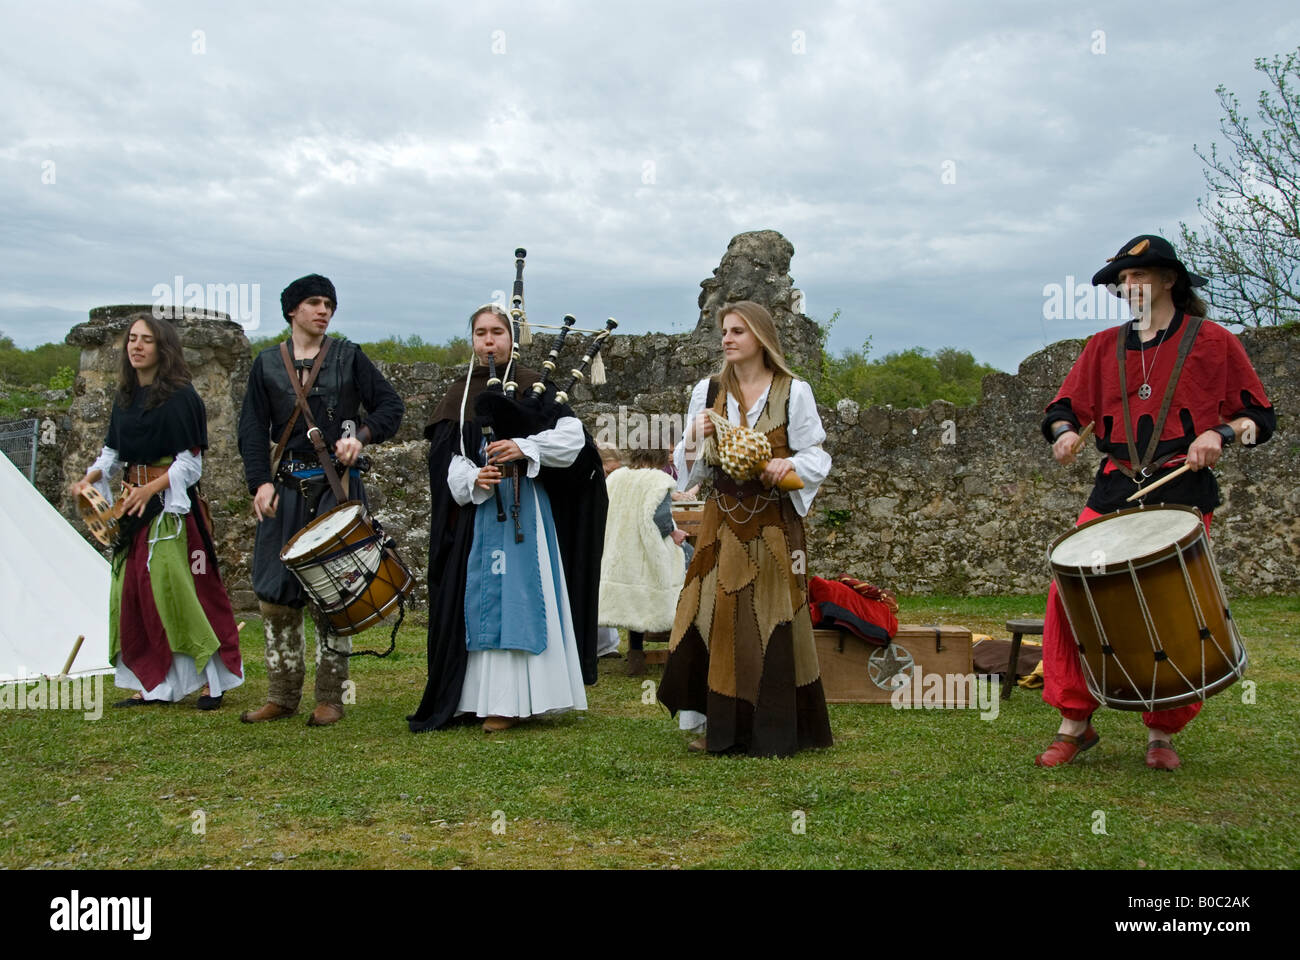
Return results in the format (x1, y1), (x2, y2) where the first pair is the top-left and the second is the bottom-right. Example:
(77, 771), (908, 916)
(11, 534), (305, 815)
(2, 319), (1000, 415)
(248, 331), (472, 366)
(0, 334), (78, 390)
(797, 311), (1001, 409)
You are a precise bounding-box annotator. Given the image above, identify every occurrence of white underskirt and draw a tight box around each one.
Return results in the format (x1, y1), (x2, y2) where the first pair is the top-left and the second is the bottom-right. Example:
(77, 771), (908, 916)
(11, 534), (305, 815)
(596, 626), (621, 657)
(115, 652), (244, 702)
(678, 709), (706, 733)
(457, 485), (587, 719)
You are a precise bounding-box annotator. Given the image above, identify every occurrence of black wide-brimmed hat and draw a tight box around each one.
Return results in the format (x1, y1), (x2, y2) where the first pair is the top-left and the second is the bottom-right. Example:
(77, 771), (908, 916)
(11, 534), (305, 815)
(1091, 235), (1208, 288)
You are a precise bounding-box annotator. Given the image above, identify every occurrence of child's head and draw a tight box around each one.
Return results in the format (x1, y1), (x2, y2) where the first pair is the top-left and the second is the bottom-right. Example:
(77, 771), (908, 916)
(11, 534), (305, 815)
(623, 445), (670, 470)
(598, 444), (623, 476)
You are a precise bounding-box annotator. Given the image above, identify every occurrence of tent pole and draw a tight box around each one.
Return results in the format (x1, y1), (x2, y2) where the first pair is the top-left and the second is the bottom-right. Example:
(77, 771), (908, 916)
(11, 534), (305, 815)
(60, 635), (85, 677)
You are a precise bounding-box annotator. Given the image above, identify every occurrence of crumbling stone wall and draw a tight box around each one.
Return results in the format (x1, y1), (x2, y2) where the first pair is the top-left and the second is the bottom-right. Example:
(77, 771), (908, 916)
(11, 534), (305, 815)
(49, 236), (1299, 615)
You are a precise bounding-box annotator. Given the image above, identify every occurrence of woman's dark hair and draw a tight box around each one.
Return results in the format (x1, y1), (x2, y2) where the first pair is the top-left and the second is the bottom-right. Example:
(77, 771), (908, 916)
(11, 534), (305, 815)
(116, 315), (192, 409)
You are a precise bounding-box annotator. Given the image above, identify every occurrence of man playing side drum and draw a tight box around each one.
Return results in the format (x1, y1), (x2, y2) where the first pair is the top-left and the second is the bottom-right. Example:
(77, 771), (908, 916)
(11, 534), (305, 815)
(1038, 235), (1275, 770)
(237, 274), (404, 726)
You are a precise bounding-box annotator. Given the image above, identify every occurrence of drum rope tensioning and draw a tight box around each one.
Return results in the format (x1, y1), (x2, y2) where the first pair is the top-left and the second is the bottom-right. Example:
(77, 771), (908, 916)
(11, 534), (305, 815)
(1048, 504), (1247, 712)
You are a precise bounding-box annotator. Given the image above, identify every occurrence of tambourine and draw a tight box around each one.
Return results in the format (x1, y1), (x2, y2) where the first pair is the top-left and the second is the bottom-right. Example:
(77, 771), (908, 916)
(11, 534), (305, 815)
(77, 487), (122, 546)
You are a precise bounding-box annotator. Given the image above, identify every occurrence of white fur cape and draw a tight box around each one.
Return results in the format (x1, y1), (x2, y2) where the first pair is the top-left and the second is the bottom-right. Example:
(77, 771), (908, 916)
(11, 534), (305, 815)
(597, 467), (685, 632)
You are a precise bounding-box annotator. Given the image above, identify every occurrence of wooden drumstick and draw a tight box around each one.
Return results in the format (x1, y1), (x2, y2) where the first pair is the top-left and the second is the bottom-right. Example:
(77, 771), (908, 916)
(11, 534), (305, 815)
(60, 635), (85, 676)
(1125, 463), (1192, 502)
(1071, 422), (1094, 454)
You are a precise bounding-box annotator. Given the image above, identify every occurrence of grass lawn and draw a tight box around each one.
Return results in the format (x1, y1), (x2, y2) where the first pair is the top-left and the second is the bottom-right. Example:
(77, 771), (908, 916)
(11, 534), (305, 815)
(1, 595), (1296, 870)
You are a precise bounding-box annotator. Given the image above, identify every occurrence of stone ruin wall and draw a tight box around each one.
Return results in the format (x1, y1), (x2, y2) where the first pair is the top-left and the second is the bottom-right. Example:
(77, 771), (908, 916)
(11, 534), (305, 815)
(31, 231), (1300, 614)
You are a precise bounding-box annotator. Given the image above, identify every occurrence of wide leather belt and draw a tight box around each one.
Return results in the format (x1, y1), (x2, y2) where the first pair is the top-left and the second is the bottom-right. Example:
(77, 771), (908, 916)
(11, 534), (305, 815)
(123, 463), (170, 485)
(710, 467), (771, 500)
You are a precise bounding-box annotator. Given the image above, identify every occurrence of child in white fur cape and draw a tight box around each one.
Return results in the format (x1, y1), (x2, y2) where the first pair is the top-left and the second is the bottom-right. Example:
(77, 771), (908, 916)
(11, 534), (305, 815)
(597, 446), (691, 675)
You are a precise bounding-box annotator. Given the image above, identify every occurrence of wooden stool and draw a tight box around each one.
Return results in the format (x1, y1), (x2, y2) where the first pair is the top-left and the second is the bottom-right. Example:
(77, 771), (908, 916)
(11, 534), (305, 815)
(640, 631), (670, 665)
(1001, 618), (1045, 700)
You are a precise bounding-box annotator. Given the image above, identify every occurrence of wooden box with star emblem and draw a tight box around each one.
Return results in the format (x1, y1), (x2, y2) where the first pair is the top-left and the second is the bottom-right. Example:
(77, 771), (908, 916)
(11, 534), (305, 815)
(814, 625), (973, 704)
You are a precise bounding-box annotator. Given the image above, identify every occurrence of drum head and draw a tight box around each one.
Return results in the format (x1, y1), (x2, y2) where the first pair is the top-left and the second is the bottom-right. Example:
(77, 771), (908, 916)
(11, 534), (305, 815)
(282, 502), (364, 561)
(1051, 506), (1201, 567)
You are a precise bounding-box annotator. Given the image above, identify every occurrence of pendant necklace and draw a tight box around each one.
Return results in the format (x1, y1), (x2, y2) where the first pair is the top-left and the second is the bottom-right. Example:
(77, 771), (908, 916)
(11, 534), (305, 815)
(1137, 325), (1166, 401)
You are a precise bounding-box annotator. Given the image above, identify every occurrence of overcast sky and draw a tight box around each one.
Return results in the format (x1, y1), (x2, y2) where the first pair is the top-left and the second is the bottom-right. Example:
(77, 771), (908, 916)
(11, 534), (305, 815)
(3, 0), (1297, 371)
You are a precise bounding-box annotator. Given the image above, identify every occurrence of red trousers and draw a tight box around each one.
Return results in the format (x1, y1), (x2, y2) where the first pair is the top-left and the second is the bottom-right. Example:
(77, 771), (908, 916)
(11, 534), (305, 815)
(1042, 506), (1209, 734)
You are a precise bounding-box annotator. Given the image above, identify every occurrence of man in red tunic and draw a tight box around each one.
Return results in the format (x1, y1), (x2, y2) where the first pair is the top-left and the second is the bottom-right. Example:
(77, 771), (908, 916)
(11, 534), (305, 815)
(1037, 235), (1275, 770)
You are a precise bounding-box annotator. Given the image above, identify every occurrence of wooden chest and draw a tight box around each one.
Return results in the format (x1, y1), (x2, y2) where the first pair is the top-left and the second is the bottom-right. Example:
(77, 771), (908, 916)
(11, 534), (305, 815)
(815, 624), (974, 705)
(671, 503), (705, 541)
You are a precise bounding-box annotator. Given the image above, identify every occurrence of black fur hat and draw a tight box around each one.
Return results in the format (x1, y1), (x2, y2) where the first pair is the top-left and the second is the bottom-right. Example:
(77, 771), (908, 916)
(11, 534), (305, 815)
(280, 274), (338, 321)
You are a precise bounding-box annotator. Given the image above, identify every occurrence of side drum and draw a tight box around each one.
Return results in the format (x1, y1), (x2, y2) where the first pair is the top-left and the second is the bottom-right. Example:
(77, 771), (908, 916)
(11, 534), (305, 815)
(1048, 504), (1247, 711)
(280, 501), (415, 637)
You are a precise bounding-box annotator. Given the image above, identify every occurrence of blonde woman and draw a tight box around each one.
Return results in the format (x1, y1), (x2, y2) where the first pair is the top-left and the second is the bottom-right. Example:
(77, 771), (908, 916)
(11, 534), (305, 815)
(658, 301), (833, 756)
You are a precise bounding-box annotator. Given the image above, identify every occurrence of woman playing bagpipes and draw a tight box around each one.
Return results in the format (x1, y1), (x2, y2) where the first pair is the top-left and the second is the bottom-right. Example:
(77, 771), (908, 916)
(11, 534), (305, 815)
(69, 316), (243, 709)
(658, 301), (833, 756)
(407, 304), (607, 733)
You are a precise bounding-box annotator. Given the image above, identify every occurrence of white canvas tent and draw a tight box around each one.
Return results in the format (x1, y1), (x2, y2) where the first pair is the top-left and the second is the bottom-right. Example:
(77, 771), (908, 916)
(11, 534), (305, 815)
(0, 449), (112, 682)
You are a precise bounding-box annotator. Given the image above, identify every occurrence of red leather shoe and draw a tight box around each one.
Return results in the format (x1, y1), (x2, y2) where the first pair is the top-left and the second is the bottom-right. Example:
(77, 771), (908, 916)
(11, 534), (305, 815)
(1146, 739), (1180, 770)
(1035, 725), (1099, 767)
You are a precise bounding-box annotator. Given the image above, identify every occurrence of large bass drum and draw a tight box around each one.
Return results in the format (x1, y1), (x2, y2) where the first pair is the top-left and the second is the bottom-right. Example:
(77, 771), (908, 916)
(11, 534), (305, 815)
(1048, 504), (1247, 712)
(280, 501), (414, 638)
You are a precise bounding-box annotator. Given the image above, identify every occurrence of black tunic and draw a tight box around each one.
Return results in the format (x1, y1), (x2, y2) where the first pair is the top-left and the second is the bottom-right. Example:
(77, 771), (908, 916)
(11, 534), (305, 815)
(104, 383), (208, 551)
(236, 336), (405, 605)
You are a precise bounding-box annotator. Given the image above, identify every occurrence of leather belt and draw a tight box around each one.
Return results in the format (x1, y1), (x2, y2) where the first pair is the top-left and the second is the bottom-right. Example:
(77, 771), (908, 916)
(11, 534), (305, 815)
(1104, 453), (1187, 479)
(280, 458), (320, 474)
(710, 467), (770, 500)
(123, 463), (170, 486)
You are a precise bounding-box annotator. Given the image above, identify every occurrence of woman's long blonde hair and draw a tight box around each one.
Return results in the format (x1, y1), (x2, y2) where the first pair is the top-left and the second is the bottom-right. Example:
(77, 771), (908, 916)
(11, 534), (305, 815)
(714, 301), (797, 419)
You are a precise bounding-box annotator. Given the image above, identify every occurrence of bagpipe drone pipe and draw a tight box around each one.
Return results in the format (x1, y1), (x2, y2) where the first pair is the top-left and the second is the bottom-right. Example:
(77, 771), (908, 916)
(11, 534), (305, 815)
(473, 248), (618, 441)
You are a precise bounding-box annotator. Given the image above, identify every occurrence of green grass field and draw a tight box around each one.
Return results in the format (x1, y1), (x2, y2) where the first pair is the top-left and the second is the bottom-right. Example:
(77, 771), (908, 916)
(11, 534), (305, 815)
(2, 595), (1296, 870)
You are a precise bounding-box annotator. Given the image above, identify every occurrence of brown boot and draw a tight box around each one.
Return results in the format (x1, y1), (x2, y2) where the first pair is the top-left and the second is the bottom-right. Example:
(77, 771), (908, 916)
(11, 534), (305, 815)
(625, 649), (647, 676)
(482, 715), (518, 732)
(307, 702), (344, 726)
(240, 701), (297, 723)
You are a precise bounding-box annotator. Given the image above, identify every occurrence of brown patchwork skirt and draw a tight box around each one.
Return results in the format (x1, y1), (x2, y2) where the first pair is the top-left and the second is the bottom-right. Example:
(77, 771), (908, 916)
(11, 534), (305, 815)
(658, 483), (832, 757)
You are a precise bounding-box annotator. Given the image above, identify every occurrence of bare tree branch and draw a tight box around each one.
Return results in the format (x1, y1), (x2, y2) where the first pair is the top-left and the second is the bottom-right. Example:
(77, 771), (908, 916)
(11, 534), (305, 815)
(1179, 49), (1300, 326)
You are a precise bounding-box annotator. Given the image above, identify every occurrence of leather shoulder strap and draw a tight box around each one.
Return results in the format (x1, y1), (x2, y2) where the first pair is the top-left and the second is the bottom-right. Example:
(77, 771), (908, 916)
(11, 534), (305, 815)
(1116, 323), (1141, 476)
(269, 338), (333, 476)
(275, 338), (345, 501)
(1143, 314), (1203, 466)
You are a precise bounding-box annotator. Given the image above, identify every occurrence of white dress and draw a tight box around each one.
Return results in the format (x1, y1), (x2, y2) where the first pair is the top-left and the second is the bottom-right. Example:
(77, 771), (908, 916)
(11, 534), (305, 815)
(446, 417), (589, 719)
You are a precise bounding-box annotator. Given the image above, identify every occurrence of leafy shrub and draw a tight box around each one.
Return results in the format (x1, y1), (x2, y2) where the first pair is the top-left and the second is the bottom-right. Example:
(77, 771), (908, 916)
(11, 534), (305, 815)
(0, 334), (79, 388)
(48, 366), (75, 390)
(801, 312), (999, 409)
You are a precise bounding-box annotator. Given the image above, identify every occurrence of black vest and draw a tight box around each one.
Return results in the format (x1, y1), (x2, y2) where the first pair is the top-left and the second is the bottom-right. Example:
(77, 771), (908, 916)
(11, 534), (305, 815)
(259, 337), (362, 453)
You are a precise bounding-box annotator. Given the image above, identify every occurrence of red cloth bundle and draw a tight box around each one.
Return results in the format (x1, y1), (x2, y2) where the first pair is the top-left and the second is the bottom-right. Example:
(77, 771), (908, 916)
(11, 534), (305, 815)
(808, 576), (899, 646)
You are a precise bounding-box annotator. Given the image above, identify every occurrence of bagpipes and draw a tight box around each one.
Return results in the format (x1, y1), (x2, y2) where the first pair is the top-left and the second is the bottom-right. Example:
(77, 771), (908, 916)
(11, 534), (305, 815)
(473, 248), (617, 542)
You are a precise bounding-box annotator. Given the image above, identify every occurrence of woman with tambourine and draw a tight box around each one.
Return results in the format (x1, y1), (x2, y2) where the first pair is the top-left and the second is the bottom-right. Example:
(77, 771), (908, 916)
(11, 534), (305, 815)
(408, 303), (607, 733)
(69, 315), (243, 709)
(658, 300), (833, 757)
